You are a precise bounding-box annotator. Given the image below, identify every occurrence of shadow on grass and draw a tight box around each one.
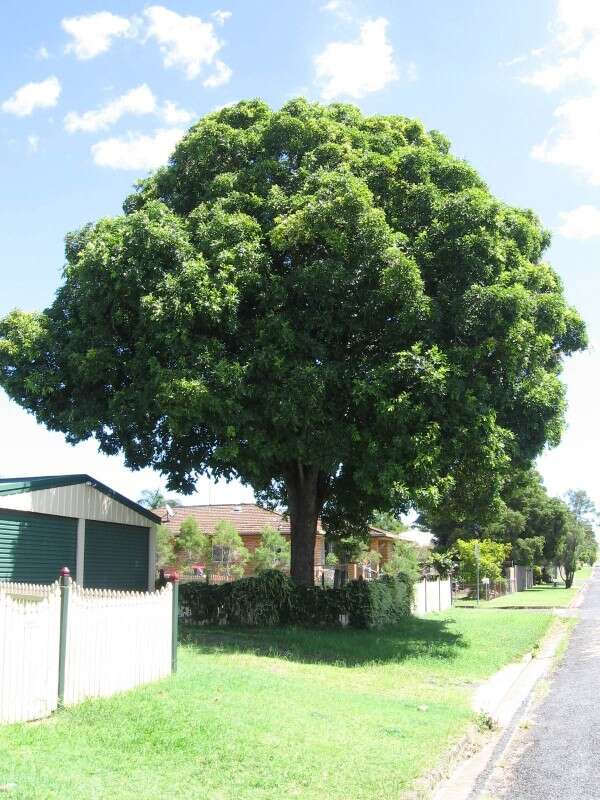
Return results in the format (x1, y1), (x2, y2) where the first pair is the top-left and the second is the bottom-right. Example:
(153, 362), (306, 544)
(180, 616), (466, 667)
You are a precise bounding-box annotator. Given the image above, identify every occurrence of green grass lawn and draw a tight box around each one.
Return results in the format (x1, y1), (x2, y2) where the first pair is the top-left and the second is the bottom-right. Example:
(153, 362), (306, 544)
(457, 565), (593, 609)
(0, 609), (553, 800)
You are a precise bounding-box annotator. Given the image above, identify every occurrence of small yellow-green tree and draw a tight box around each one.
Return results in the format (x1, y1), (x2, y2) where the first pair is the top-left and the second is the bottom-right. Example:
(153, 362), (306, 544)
(155, 524), (176, 568)
(209, 520), (249, 581)
(252, 527), (291, 573)
(172, 517), (208, 571)
(455, 539), (511, 583)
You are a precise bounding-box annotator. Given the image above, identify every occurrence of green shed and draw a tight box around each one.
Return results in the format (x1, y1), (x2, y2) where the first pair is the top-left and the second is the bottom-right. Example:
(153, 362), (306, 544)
(0, 475), (160, 591)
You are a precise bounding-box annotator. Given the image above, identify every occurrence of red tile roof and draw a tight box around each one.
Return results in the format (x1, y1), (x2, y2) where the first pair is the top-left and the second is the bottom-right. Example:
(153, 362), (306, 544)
(156, 503), (398, 541)
(156, 503), (296, 536)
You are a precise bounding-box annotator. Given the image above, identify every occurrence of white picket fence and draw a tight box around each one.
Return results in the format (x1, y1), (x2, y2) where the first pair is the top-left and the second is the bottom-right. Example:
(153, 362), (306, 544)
(413, 577), (452, 614)
(0, 580), (173, 724)
(0, 583), (61, 724)
(64, 583), (172, 706)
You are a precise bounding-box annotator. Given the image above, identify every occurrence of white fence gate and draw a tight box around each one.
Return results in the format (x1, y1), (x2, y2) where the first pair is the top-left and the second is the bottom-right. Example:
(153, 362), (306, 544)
(0, 579), (173, 725)
(413, 577), (452, 614)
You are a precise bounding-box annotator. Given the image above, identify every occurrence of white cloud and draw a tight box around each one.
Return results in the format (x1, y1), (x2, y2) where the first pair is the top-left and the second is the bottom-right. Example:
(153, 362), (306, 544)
(320, 0), (354, 21)
(35, 46), (49, 60)
(0, 389), (254, 506)
(1, 76), (61, 117)
(203, 60), (232, 88)
(211, 10), (232, 26)
(62, 11), (135, 60)
(524, 1), (600, 183)
(538, 347), (600, 511)
(314, 18), (399, 100)
(160, 100), (195, 125)
(144, 5), (229, 80)
(91, 127), (184, 170)
(27, 134), (40, 153)
(64, 84), (157, 134)
(558, 204), (600, 239)
(531, 92), (600, 183)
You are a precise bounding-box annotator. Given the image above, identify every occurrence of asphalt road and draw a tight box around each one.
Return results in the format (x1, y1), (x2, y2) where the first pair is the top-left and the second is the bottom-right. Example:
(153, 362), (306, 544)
(480, 566), (600, 800)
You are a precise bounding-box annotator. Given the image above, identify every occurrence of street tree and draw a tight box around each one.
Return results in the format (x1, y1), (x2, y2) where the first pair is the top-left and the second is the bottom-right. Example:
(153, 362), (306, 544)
(0, 99), (586, 583)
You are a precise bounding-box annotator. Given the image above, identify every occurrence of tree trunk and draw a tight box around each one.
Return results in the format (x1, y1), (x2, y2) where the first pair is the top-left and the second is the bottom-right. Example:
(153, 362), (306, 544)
(565, 570), (575, 589)
(285, 464), (327, 586)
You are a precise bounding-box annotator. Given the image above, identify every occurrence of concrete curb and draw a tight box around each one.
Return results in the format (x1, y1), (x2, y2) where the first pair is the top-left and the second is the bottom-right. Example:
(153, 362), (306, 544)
(429, 576), (593, 800)
(430, 618), (568, 800)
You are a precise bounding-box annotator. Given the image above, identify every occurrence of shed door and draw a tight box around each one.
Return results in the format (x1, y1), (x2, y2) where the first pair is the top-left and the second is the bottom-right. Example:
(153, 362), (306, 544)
(84, 520), (149, 591)
(0, 509), (77, 584)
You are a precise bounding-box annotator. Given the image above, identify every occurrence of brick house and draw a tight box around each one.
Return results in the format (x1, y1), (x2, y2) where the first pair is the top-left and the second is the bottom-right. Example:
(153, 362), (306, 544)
(156, 503), (422, 581)
(156, 503), (325, 578)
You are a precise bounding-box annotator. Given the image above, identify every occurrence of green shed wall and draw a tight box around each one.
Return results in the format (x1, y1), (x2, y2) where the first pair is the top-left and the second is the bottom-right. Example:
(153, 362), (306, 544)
(84, 520), (149, 591)
(0, 509), (77, 584)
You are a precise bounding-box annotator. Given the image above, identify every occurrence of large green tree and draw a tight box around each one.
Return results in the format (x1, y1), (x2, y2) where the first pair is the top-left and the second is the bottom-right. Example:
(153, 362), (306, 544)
(0, 99), (586, 583)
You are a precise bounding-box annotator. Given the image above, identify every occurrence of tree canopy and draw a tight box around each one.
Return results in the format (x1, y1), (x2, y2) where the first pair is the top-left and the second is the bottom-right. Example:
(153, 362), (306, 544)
(0, 98), (586, 583)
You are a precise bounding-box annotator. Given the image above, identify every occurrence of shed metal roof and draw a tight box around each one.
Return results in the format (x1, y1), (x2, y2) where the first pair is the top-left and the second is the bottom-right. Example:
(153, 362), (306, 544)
(0, 474), (161, 524)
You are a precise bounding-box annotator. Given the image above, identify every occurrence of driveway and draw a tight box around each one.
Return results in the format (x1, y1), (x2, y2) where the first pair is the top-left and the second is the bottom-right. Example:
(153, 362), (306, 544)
(477, 566), (600, 799)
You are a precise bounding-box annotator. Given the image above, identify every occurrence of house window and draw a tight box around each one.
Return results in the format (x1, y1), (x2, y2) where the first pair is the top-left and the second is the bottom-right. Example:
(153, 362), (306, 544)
(212, 545), (232, 563)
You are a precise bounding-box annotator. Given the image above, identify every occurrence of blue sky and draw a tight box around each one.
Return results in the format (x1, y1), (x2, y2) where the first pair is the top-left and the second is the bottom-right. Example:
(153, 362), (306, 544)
(0, 0), (598, 511)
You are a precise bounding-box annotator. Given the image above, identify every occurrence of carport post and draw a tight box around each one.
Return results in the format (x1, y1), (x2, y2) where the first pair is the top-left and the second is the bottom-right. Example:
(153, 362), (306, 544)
(167, 572), (179, 674)
(58, 566), (72, 707)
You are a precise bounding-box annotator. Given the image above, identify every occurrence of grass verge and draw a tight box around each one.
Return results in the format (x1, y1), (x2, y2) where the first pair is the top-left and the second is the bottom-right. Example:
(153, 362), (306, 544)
(0, 609), (553, 800)
(457, 565), (593, 609)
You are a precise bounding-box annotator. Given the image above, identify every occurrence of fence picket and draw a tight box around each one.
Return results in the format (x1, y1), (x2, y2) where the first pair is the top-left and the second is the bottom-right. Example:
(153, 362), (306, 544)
(0, 580), (173, 724)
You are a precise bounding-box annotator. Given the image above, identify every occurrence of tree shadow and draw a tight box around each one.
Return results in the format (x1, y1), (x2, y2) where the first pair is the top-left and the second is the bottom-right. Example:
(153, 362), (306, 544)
(180, 616), (466, 667)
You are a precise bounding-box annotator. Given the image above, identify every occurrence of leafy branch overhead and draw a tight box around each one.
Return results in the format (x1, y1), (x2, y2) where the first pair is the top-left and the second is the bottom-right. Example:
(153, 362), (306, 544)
(0, 99), (586, 582)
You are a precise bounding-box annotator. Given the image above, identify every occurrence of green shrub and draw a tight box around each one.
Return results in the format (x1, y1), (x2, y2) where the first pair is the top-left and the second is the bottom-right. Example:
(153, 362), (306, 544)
(179, 570), (413, 629)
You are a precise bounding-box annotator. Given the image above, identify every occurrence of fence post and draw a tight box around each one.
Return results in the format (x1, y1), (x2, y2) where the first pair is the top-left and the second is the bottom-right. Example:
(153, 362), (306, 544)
(57, 566), (71, 707)
(167, 572), (179, 674)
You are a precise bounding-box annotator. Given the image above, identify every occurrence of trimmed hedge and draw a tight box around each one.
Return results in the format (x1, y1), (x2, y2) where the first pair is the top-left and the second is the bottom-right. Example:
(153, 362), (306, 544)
(179, 569), (413, 629)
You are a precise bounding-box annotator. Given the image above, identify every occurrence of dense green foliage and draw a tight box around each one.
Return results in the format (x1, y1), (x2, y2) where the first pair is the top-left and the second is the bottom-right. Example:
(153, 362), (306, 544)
(251, 526), (291, 573)
(179, 568), (412, 628)
(371, 510), (408, 533)
(381, 540), (421, 582)
(454, 538), (511, 583)
(424, 471), (597, 586)
(0, 99), (586, 581)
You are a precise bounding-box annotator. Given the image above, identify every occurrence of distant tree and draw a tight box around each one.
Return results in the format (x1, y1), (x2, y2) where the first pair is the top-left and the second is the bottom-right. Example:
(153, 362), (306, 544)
(421, 470), (562, 556)
(0, 100), (586, 584)
(252, 527), (291, 573)
(382, 541), (421, 583)
(428, 550), (455, 577)
(555, 519), (595, 588)
(138, 489), (181, 510)
(370, 511), (408, 533)
(565, 489), (598, 525)
(512, 536), (545, 566)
